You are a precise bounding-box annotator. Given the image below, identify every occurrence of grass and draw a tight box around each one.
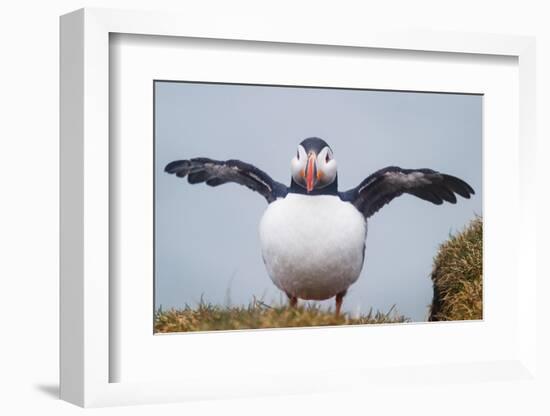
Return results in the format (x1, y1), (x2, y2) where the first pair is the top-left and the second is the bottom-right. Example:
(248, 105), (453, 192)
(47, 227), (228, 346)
(155, 299), (408, 333)
(428, 216), (483, 321)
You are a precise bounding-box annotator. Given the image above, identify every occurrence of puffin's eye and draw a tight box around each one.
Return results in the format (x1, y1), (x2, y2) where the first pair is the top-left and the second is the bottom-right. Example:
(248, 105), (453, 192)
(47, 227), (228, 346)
(325, 152), (331, 163)
(297, 150), (300, 159)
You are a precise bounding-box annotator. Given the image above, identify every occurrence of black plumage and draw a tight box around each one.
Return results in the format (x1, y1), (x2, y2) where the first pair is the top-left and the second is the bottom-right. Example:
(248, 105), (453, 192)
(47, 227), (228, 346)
(164, 158), (288, 203)
(165, 138), (475, 219)
(339, 166), (475, 219)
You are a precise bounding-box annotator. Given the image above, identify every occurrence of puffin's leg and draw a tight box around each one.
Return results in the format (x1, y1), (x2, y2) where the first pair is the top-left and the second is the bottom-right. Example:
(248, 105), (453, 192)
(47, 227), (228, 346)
(335, 290), (347, 317)
(286, 292), (298, 309)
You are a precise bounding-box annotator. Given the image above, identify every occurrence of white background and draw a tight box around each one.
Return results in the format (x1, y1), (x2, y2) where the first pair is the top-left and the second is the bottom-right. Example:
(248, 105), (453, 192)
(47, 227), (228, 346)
(1, 1), (548, 415)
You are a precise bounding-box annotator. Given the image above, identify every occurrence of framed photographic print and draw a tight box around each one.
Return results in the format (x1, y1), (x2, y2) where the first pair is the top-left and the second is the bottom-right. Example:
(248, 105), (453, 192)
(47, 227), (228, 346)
(60, 8), (537, 407)
(153, 80), (481, 332)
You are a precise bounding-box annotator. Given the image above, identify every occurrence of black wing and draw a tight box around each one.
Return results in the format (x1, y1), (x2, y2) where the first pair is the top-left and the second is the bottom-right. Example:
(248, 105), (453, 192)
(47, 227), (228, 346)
(340, 166), (475, 219)
(164, 158), (288, 203)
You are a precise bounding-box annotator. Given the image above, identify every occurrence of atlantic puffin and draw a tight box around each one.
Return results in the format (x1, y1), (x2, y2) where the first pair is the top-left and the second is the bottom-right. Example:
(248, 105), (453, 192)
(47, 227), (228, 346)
(165, 137), (474, 316)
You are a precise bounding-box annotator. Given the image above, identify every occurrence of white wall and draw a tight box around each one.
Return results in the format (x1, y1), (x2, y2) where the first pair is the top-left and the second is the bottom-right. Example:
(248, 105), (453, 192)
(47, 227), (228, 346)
(1, 1), (548, 414)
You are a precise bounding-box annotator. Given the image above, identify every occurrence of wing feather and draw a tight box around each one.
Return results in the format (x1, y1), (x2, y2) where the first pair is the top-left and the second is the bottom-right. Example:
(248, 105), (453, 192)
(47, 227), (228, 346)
(165, 158), (288, 203)
(340, 166), (474, 218)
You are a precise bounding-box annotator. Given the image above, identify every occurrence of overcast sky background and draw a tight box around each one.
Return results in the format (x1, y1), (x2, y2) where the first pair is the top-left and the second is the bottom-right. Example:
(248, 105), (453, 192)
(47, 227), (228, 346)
(154, 81), (482, 322)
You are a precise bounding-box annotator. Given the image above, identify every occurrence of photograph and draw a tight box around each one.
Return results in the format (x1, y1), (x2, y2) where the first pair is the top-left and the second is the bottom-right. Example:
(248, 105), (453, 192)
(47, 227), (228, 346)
(154, 81), (482, 333)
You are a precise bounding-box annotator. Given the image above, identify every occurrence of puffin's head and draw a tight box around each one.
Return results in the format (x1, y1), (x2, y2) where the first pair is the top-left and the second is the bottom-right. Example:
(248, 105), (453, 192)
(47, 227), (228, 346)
(291, 137), (337, 193)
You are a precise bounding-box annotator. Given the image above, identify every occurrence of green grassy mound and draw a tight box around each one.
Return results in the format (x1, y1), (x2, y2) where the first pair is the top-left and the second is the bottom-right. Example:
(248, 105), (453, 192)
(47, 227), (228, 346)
(155, 300), (408, 333)
(429, 217), (483, 321)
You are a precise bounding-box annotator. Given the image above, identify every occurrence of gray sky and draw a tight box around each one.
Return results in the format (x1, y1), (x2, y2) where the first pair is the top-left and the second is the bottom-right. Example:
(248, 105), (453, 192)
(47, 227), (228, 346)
(154, 81), (482, 322)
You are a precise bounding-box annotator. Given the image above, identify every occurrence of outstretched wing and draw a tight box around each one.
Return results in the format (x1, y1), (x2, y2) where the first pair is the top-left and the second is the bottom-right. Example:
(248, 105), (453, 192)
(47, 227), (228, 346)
(340, 166), (475, 219)
(165, 158), (288, 203)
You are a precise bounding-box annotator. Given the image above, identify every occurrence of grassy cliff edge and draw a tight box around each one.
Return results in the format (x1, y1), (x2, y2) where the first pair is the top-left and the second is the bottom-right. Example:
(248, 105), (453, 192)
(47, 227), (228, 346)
(429, 217), (483, 321)
(155, 301), (407, 333)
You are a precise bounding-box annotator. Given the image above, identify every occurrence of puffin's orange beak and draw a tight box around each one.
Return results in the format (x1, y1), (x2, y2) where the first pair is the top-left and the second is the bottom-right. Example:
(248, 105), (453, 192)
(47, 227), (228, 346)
(305, 152), (317, 193)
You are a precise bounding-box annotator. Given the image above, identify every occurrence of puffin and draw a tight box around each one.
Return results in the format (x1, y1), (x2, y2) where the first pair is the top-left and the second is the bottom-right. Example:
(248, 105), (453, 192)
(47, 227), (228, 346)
(165, 137), (474, 316)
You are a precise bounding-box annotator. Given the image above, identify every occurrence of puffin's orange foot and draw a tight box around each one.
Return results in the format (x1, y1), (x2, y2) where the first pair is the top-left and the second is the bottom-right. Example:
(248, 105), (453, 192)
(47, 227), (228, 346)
(287, 294), (298, 309)
(335, 290), (347, 317)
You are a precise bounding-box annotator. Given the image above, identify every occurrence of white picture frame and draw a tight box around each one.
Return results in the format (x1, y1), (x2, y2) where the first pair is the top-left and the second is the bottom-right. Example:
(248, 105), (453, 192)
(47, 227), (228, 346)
(60, 7), (537, 407)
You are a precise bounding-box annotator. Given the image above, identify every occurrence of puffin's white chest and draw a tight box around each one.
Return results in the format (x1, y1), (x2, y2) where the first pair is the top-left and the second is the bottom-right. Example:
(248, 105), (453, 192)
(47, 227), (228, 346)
(259, 194), (367, 300)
